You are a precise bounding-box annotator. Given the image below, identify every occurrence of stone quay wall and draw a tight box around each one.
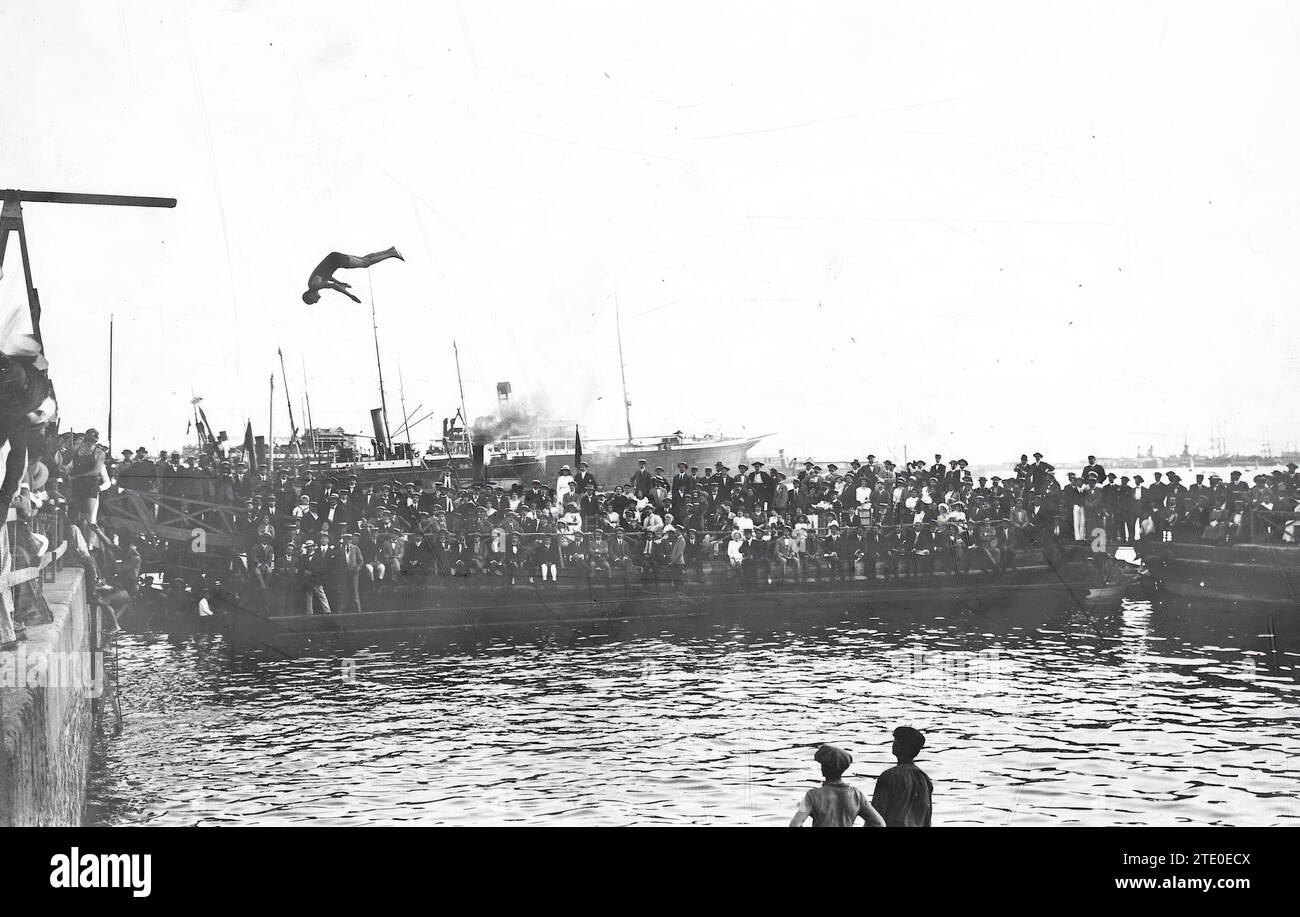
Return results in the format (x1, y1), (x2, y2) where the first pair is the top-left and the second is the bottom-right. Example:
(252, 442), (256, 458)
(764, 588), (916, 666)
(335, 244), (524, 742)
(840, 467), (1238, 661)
(0, 569), (98, 826)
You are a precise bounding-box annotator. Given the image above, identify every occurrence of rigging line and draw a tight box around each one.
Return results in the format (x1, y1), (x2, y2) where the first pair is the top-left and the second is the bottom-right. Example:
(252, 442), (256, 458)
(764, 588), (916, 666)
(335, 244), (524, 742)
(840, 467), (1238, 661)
(411, 199), (475, 385)
(184, 29), (240, 372)
(371, 160), (489, 264)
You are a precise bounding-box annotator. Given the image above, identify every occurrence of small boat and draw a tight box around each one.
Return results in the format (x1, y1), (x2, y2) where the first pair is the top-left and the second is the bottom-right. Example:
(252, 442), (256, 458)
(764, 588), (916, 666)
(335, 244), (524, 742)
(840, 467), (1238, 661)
(1082, 579), (1133, 612)
(1080, 555), (1141, 612)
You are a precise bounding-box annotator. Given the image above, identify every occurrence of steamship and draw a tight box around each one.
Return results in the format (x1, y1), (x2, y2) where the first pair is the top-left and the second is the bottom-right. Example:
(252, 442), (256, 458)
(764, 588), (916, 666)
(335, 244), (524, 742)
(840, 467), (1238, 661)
(279, 399), (765, 489)
(481, 426), (767, 484)
(260, 302), (767, 486)
(473, 303), (769, 483)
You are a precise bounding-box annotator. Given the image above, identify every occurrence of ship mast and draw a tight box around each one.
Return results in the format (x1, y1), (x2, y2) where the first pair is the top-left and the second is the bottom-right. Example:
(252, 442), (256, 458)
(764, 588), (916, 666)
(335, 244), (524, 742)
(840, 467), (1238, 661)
(301, 356), (315, 452)
(454, 340), (470, 454)
(278, 346), (298, 455)
(615, 293), (633, 445)
(398, 363), (413, 469)
(369, 274), (392, 450)
(267, 373), (275, 476)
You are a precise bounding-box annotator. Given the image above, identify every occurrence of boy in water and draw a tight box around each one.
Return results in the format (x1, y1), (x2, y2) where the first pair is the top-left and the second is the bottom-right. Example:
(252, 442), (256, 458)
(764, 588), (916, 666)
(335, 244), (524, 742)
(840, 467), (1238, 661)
(788, 745), (886, 827)
(302, 248), (403, 304)
(871, 726), (933, 827)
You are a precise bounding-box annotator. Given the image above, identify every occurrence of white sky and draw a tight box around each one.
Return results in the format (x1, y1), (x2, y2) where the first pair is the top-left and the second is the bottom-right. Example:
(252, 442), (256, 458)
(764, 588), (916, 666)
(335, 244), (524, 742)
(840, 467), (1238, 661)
(3, 0), (1299, 463)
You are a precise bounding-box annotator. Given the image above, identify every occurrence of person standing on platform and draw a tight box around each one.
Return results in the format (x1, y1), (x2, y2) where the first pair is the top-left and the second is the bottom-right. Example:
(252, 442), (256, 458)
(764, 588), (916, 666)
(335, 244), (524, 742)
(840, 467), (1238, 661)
(301, 539), (332, 615)
(334, 532), (364, 613)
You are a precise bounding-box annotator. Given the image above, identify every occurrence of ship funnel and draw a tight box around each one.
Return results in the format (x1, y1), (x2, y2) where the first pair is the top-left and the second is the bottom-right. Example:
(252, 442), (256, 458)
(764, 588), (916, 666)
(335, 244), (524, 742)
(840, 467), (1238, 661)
(370, 408), (388, 450)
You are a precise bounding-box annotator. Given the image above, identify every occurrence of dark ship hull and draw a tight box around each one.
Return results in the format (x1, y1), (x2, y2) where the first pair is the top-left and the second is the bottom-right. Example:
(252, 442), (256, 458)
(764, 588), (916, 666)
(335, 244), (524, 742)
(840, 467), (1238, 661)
(227, 560), (1099, 656)
(1139, 542), (1300, 607)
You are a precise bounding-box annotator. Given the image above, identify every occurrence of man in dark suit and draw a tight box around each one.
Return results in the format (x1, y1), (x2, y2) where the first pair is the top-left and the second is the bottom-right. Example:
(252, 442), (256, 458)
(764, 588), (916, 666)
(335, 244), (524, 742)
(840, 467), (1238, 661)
(929, 454), (946, 482)
(1115, 476), (1136, 542)
(402, 530), (438, 578)
(700, 467), (717, 501)
(943, 460), (962, 494)
(1029, 452), (1055, 494)
(629, 459), (653, 496)
(1146, 473), (1169, 540)
(158, 451), (183, 500)
(525, 480), (549, 510)
(234, 498), (262, 548)
(989, 477), (1010, 516)
(749, 461), (775, 513)
(273, 470), (298, 515)
(822, 523), (849, 581)
(714, 464), (733, 504)
(1082, 455), (1106, 482)
(122, 447), (156, 492)
(671, 461), (693, 521)
(574, 461), (598, 493)
(319, 491), (350, 536)
(580, 484), (603, 529)
(249, 463), (274, 501)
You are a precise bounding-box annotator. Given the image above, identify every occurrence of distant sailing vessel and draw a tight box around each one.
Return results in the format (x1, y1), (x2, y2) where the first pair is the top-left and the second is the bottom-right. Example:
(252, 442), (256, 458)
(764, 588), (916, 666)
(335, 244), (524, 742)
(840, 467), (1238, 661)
(1093, 440), (1300, 471)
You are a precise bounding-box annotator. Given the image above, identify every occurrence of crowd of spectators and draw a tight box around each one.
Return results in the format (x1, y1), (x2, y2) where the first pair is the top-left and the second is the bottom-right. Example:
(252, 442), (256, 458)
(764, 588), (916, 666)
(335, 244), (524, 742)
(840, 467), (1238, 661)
(9, 434), (1300, 623)
(83, 446), (1300, 615)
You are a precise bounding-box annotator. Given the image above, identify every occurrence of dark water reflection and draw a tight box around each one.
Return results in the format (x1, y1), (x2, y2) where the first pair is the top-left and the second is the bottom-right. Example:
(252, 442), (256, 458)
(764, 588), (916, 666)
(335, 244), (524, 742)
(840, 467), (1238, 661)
(87, 600), (1299, 826)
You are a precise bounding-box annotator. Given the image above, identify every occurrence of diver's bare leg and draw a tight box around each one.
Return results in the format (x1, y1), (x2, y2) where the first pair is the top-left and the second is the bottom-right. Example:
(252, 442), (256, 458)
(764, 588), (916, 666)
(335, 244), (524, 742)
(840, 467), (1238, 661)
(360, 247), (404, 266)
(329, 249), (403, 271)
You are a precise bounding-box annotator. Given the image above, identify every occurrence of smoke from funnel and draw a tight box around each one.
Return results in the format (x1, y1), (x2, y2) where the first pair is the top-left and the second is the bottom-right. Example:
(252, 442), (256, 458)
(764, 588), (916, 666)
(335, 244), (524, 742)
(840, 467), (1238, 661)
(472, 399), (545, 444)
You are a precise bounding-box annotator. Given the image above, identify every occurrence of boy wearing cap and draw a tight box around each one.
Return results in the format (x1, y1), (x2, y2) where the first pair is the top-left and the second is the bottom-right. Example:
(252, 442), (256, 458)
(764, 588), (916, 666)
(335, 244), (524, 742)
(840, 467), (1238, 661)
(789, 745), (885, 827)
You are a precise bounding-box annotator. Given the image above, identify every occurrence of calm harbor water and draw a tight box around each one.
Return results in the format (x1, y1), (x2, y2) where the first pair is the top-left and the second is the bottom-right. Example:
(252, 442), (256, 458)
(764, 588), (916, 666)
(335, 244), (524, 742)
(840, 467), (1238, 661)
(86, 599), (1299, 826)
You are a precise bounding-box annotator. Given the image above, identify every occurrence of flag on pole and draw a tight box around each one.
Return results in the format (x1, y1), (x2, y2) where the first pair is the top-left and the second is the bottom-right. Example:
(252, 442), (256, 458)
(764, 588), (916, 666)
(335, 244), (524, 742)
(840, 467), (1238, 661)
(243, 420), (255, 464)
(574, 425), (583, 469)
(199, 405), (219, 456)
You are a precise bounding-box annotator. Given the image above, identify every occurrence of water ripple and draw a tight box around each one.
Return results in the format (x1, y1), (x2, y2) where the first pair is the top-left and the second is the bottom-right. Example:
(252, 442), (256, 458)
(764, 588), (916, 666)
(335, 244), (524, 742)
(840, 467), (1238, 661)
(87, 600), (1300, 826)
